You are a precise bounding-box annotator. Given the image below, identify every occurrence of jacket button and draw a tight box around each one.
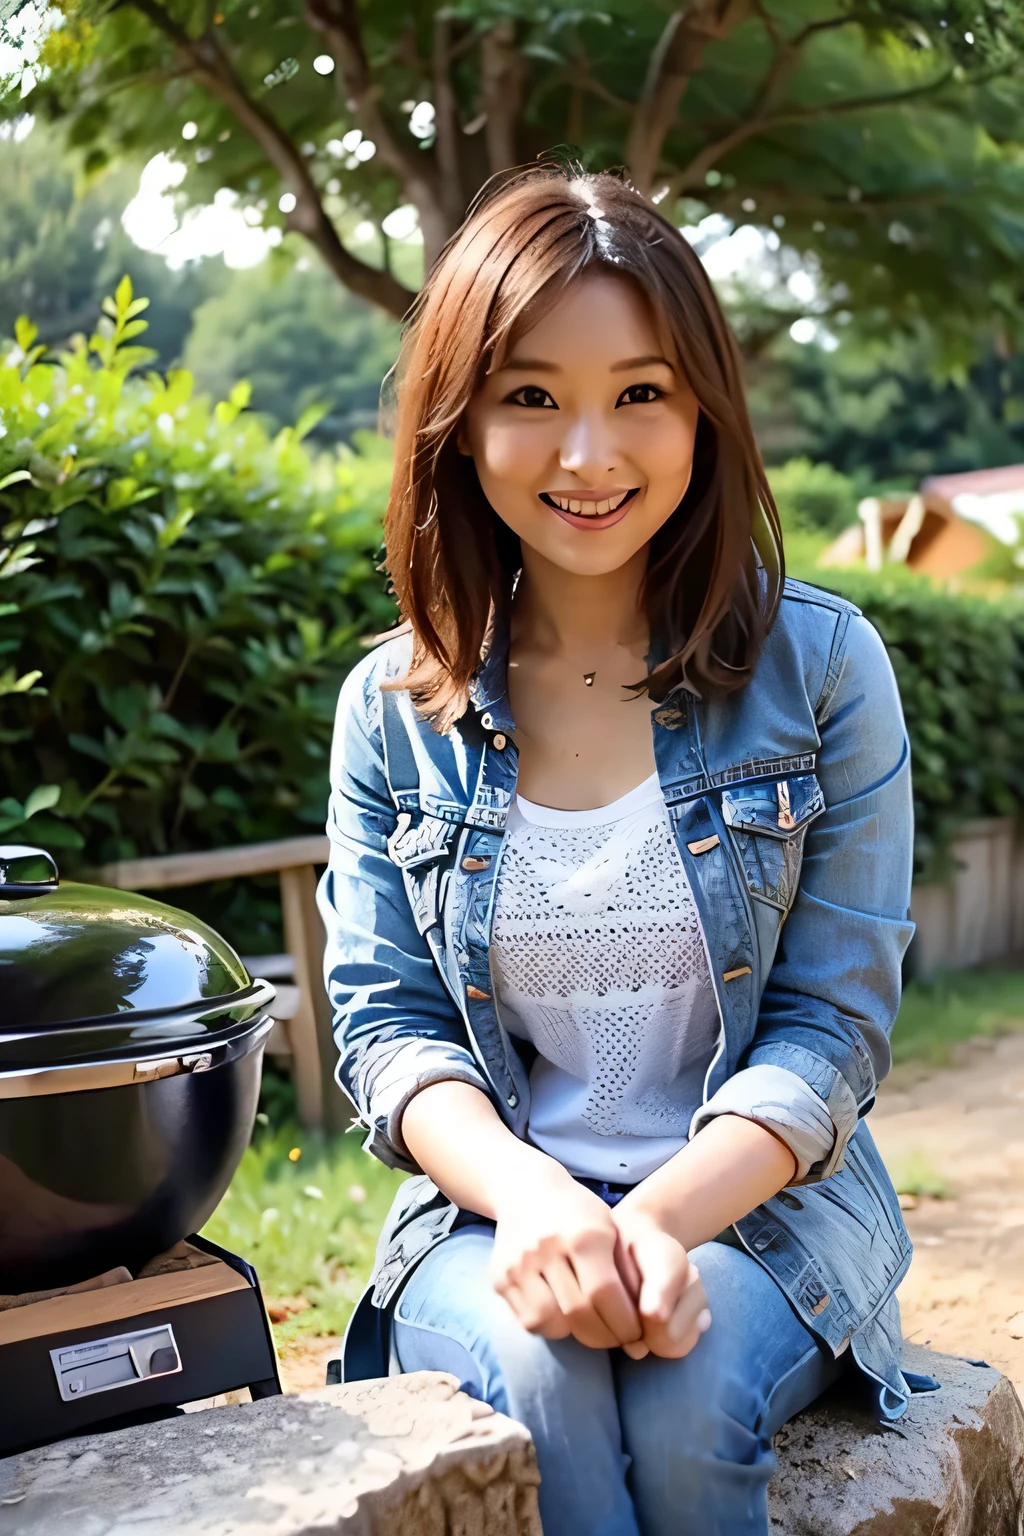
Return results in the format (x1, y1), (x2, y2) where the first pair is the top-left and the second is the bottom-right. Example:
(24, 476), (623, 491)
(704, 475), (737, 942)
(481, 712), (494, 730)
(492, 733), (507, 751)
(507, 1094), (518, 1108)
(462, 854), (491, 872)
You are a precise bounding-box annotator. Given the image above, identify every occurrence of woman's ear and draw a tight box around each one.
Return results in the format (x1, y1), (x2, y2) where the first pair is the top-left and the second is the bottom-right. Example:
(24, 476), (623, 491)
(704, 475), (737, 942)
(455, 419), (473, 457)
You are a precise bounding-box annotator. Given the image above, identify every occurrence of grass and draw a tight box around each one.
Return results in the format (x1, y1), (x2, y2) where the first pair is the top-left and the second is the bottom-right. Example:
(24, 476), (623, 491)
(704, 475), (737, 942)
(201, 1123), (406, 1347)
(883, 1149), (955, 1201)
(890, 967), (1024, 1068)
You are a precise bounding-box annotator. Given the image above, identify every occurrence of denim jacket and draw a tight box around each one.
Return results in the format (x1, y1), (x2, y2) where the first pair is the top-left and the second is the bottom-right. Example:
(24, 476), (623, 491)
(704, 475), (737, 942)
(318, 578), (916, 1417)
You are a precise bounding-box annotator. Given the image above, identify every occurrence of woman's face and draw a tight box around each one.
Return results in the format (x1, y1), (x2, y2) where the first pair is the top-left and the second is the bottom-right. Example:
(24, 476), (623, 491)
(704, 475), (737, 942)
(459, 268), (700, 577)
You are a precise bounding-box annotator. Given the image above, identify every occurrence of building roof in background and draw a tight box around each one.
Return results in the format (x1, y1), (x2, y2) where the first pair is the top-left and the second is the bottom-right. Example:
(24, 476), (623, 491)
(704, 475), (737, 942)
(922, 464), (1024, 546)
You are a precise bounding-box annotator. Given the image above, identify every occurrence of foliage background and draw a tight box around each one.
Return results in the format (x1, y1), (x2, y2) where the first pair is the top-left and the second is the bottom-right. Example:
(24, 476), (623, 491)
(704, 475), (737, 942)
(0, 276), (392, 943)
(815, 570), (1024, 880)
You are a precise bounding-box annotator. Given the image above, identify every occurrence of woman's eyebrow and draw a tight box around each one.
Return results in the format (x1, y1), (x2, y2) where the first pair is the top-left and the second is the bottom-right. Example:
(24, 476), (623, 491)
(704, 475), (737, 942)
(498, 352), (675, 373)
(610, 354), (675, 372)
(499, 356), (561, 372)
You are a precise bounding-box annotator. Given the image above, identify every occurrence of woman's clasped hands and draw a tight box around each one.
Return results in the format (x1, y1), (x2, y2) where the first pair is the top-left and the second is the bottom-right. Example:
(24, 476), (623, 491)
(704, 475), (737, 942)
(490, 1167), (711, 1360)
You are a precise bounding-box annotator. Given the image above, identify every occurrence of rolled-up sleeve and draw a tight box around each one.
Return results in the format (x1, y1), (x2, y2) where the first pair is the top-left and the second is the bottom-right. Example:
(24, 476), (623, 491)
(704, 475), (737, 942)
(316, 654), (491, 1171)
(732, 611), (914, 1182)
(689, 1064), (835, 1179)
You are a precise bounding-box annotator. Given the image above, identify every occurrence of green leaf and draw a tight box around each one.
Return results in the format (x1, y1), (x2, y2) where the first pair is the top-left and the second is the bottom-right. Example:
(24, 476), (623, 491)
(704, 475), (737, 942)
(13, 316), (38, 352)
(0, 667), (43, 696)
(23, 783), (61, 818)
(0, 470), (32, 493)
(293, 402), (329, 442)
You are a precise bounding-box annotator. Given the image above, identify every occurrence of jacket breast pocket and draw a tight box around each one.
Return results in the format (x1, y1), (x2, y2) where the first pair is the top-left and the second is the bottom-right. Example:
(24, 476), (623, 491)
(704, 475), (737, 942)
(387, 813), (456, 936)
(720, 773), (825, 912)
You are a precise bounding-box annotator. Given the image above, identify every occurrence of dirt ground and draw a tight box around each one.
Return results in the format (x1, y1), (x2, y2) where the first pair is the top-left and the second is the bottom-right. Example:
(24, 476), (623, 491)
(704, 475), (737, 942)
(277, 1334), (346, 1394)
(263, 1033), (1024, 1397)
(870, 1031), (1024, 1394)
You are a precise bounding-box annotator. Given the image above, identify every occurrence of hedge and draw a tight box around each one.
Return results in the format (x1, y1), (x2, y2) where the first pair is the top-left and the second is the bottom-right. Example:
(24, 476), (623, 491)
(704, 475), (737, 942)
(0, 277), (394, 945)
(818, 569), (1024, 880)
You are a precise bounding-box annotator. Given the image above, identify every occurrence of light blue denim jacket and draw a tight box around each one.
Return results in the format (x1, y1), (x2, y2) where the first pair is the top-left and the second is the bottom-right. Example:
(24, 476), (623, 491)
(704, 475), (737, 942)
(318, 578), (917, 1416)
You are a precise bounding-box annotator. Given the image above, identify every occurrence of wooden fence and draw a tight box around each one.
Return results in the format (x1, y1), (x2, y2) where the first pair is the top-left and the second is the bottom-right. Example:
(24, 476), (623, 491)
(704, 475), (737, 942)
(909, 818), (1024, 978)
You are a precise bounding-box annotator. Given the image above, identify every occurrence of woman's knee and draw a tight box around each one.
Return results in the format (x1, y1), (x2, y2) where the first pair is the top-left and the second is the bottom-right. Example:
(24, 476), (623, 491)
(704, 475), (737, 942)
(390, 1226), (608, 1420)
(616, 1240), (832, 1464)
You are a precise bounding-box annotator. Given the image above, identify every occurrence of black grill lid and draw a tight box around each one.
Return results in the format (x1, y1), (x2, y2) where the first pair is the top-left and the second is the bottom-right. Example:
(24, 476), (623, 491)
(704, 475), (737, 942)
(0, 845), (257, 1032)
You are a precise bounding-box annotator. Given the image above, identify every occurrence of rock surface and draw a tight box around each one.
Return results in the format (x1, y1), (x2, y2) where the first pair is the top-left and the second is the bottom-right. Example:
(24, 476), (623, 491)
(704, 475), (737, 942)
(0, 1372), (542, 1536)
(769, 1344), (1024, 1535)
(2, 1346), (1022, 1535)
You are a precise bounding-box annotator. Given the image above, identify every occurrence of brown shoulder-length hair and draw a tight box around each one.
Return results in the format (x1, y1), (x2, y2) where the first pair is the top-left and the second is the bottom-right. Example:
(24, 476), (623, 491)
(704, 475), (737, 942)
(382, 162), (783, 732)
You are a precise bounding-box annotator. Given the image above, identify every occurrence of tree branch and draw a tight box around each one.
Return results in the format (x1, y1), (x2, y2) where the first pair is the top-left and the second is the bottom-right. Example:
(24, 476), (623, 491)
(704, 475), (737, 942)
(626, 0), (753, 196)
(671, 0), (804, 195)
(564, 62), (633, 119)
(679, 66), (958, 191)
(124, 0), (414, 317)
(432, 8), (465, 225)
(479, 20), (524, 176)
(303, 0), (454, 267)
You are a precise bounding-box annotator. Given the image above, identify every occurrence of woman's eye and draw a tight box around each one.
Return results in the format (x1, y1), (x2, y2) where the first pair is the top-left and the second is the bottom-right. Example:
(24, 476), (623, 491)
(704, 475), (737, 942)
(616, 383), (663, 406)
(507, 385), (557, 409)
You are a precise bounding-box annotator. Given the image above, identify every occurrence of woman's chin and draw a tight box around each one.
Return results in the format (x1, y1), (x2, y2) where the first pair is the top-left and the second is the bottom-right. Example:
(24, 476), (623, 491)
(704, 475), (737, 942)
(515, 519), (659, 577)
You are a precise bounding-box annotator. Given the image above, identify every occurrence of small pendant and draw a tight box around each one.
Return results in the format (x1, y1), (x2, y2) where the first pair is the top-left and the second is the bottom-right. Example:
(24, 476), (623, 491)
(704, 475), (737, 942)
(583, 671), (596, 687)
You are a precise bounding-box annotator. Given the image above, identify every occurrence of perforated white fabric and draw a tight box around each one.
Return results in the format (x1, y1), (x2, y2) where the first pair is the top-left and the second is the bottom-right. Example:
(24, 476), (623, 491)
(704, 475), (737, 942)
(490, 775), (722, 1181)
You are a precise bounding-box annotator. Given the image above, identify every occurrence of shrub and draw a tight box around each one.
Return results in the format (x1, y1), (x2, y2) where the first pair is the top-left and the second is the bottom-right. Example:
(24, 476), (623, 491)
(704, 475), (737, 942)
(820, 569), (1024, 878)
(768, 456), (864, 535)
(0, 278), (394, 910)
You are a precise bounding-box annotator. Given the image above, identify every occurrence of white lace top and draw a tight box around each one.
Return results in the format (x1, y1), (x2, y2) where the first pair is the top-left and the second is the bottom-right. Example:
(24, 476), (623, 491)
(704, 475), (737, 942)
(490, 773), (721, 1181)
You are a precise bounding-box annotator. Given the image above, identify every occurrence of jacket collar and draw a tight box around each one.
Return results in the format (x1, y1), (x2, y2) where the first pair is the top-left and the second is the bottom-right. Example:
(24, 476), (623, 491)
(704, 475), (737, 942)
(468, 613), (516, 732)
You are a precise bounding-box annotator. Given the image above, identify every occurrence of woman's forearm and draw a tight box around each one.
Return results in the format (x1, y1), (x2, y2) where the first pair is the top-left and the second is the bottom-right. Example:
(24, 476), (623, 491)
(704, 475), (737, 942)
(400, 1079), (572, 1216)
(617, 1115), (799, 1252)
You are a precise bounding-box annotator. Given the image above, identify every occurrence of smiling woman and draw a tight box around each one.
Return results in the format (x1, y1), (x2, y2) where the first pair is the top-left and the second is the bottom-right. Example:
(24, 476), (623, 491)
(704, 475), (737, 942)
(383, 166), (783, 734)
(319, 163), (918, 1536)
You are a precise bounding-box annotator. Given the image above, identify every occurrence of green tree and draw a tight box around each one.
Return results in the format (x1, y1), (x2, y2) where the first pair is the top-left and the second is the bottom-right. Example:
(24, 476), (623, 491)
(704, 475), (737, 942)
(0, 114), (230, 366)
(3, 0), (1024, 343)
(181, 253), (400, 442)
(747, 327), (1024, 483)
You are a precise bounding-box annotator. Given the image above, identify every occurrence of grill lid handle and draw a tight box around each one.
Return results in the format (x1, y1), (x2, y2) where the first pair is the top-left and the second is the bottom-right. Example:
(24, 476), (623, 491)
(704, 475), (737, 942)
(0, 844), (59, 898)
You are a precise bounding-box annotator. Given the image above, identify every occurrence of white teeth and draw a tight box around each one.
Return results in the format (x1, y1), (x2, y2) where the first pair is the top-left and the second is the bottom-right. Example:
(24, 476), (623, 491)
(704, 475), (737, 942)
(546, 491), (633, 515)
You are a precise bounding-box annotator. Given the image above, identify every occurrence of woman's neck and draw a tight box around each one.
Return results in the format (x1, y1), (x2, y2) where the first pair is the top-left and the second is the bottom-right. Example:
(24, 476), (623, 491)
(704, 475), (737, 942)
(511, 544), (649, 662)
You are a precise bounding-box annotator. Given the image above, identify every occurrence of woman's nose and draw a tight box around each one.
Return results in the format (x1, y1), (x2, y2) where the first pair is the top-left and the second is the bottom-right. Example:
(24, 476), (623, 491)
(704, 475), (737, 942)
(558, 411), (618, 479)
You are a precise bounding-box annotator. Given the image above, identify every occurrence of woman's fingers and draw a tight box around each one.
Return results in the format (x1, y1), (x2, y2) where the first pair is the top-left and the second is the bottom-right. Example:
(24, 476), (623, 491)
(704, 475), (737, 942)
(615, 1220), (712, 1359)
(620, 1338), (651, 1361)
(630, 1226), (691, 1326)
(648, 1265), (710, 1359)
(495, 1267), (570, 1337)
(568, 1245), (644, 1348)
(542, 1251), (642, 1349)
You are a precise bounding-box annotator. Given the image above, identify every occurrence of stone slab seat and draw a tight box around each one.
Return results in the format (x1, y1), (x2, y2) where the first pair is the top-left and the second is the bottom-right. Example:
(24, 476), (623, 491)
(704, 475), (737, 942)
(768, 1344), (1024, 1536)
(0, 1373), (542, 1536)
(2, 1346), (1023, 1535)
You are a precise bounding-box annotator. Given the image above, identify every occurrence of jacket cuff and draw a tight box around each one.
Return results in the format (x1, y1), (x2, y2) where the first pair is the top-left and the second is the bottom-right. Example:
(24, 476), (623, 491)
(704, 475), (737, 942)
(689, 1063), (840, 1181)
(360, 1039), (492, 1165)
(735, 1039), (860, 1179)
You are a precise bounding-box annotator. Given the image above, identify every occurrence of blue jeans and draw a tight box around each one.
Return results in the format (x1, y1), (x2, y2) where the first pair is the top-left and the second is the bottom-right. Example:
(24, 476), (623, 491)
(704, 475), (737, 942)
(389, 1224), (845, 1536)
